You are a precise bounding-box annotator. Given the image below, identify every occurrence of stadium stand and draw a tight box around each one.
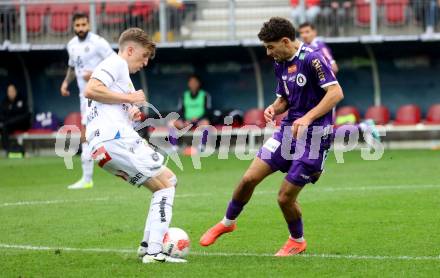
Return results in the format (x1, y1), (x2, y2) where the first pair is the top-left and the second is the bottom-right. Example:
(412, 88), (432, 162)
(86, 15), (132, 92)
(425, 104), (440, 125)
(354, 0), (371, 26)
(101, 3), (130, 26)
(24, 4), (48, 35)
(365, 105), (391, 125)
(63, 112), (82, 132)
(243, 108), (265, 128)
(49, 4), (76, 34)
(384, 0), (409, 26)
(394, 104), (422, 125)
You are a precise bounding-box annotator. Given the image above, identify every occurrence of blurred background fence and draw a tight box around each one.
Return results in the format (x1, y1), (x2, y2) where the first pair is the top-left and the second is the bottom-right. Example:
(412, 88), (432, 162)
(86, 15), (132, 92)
(1, 0), (439, 48)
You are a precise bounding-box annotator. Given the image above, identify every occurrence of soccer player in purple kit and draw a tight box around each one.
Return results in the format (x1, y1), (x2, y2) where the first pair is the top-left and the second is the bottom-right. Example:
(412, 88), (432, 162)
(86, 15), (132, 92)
(299, 22), (339, 74)
(200, 17), (344, 256)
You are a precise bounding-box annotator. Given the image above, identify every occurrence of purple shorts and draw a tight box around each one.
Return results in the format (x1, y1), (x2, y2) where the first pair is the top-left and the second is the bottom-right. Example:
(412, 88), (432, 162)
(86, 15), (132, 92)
(257, 129), (331, 186)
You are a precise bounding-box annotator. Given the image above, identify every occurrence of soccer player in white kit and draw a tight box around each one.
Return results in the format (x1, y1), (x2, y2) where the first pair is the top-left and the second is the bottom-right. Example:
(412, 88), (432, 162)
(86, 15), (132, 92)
(84, 28), (186, 263)
(60, 13), (114, 190)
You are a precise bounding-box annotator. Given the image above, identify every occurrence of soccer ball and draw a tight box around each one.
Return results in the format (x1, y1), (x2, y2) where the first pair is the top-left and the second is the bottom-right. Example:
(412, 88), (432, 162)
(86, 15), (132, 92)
(162, 227), (190, 258)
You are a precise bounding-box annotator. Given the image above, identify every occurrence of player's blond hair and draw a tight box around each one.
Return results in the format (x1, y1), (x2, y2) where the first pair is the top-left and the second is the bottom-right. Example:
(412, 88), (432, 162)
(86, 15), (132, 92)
(118, 28), (156, 59)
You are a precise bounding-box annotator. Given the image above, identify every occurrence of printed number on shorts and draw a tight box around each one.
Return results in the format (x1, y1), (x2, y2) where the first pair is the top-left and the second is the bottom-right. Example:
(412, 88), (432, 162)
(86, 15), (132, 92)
(91, 146), (112, 167)
(263, 138), (281, 153)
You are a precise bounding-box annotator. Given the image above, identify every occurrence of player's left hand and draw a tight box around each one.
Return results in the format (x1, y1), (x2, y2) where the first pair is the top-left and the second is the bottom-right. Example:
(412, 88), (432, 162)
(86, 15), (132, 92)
(128, 106), (142, 121)
(83, 70), (93, 81)
(292, 116), (313, 139)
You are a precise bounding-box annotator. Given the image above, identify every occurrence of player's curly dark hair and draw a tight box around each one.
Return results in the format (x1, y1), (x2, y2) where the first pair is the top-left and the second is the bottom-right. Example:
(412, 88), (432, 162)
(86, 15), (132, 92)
(257, 17), (296, 42)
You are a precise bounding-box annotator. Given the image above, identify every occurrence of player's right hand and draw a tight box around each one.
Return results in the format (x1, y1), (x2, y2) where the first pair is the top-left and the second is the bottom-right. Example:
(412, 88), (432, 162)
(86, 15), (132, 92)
(60, 81), (70, 97)
(264, 105), (275, 124)
(128, 90), (146, 105)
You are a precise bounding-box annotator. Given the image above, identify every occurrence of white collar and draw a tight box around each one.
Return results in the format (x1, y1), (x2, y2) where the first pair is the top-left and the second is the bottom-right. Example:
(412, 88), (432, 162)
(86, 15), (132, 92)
(288, 42), (304, 61)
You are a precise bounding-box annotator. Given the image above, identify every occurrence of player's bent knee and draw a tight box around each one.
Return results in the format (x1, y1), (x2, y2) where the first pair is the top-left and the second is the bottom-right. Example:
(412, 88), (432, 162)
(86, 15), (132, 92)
(277, 192), (294, 207)
(241, 174), (259, 188)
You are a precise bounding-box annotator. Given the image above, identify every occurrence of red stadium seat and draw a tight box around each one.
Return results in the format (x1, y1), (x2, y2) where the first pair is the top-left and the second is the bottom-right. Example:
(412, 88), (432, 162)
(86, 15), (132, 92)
(243, 109), (266, 128)
(63, 112), (82, 132)
(336, 106), (361, 123)
(131, 1), (157, 19)
(76, 3), (103, 15)
(49, 4), (76, 33)
(102, 3), (130, 25)
(365, 105), (390, 125)
(25, 5), (49, 34)
(426, 104), (440, 125)
(384, 0), (408, 25)
(355, 0), (370, 26)
(394, 104), (421, 125)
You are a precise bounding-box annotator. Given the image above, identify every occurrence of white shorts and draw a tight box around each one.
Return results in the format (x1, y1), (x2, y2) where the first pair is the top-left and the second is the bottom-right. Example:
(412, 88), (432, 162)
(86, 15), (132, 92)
(79, 94), (88, 126)
(91, 137), (165, 186)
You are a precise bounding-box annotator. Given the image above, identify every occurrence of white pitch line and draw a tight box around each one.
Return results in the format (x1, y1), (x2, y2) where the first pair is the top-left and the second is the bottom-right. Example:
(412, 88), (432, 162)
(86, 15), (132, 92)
(0, 197), (109, 208)
(0, 243), (439, 262)
(1, 184), (439, 207)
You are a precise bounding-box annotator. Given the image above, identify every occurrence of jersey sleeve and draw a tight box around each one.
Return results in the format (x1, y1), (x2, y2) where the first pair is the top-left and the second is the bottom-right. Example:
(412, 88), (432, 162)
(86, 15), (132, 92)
(91, 57), (120, 87)
(308, 52), (338, 88)
(273, 62), (287, 98)
(275, 79), (287, 98)
(96, 37), (114, 60)
(321, 46), (335, 65)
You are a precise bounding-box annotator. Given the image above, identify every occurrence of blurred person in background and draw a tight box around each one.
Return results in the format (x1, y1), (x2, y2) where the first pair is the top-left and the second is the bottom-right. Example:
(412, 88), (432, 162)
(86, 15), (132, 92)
(413, 0), (440, 34)
(0, 84), (30, 155)
(169, 74), (211, 153)
(290, 0), (321, 27)
(322, 0), (353, 36)
(60, 12), (114, 190)
(299, 22), (339, 74)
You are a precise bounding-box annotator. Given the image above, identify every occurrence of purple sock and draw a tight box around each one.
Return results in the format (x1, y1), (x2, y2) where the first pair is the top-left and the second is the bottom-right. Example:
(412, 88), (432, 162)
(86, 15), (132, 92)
(169, 128), (178, 146)
(287, 218), (303, 239)
(225, 199), (245, 220)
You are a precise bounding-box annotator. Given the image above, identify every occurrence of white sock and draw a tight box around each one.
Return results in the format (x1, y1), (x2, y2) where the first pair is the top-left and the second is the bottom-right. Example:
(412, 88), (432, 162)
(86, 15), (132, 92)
(221, 216), (236, 227)
(142, 196), (154, 244)
(290, 236), (305, 243)
(81, 142), (94, 183)
(147, 187), (175, 255)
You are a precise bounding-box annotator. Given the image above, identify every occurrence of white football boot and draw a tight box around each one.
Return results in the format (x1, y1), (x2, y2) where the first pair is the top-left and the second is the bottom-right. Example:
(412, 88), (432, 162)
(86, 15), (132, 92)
(142, 253), (187, 264)
(67, 178), (93, 190)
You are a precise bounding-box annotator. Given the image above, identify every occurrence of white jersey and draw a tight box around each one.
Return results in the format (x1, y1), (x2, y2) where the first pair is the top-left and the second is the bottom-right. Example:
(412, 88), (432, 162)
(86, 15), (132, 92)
(86, 54), (140, 147)
(67, 32), (114, 94)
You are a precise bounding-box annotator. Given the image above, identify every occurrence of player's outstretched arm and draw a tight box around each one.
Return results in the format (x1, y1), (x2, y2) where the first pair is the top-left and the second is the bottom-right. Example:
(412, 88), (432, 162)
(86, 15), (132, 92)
(60, 66), (75, 97)
(85, 78), (146, 104)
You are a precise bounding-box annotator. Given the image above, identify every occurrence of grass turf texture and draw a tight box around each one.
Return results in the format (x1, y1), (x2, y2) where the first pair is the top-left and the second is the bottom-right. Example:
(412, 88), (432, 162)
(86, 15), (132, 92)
(0, 150), (439, 277)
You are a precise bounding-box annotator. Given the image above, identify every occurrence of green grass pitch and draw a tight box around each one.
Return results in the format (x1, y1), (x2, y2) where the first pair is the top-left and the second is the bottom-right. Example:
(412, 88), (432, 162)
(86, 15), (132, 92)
(0, 150), (439, 277)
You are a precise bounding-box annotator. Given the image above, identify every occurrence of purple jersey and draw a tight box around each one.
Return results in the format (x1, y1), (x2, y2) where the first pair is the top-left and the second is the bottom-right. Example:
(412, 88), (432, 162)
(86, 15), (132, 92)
(257, 43), (338, 187)
(310, 38), (335, 66)
(274, 42), (338, 130)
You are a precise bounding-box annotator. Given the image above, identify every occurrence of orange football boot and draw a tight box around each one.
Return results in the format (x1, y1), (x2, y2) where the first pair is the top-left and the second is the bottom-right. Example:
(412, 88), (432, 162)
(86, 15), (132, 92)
(199, 222), (236, 246)
(274, 237), (307, 256)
